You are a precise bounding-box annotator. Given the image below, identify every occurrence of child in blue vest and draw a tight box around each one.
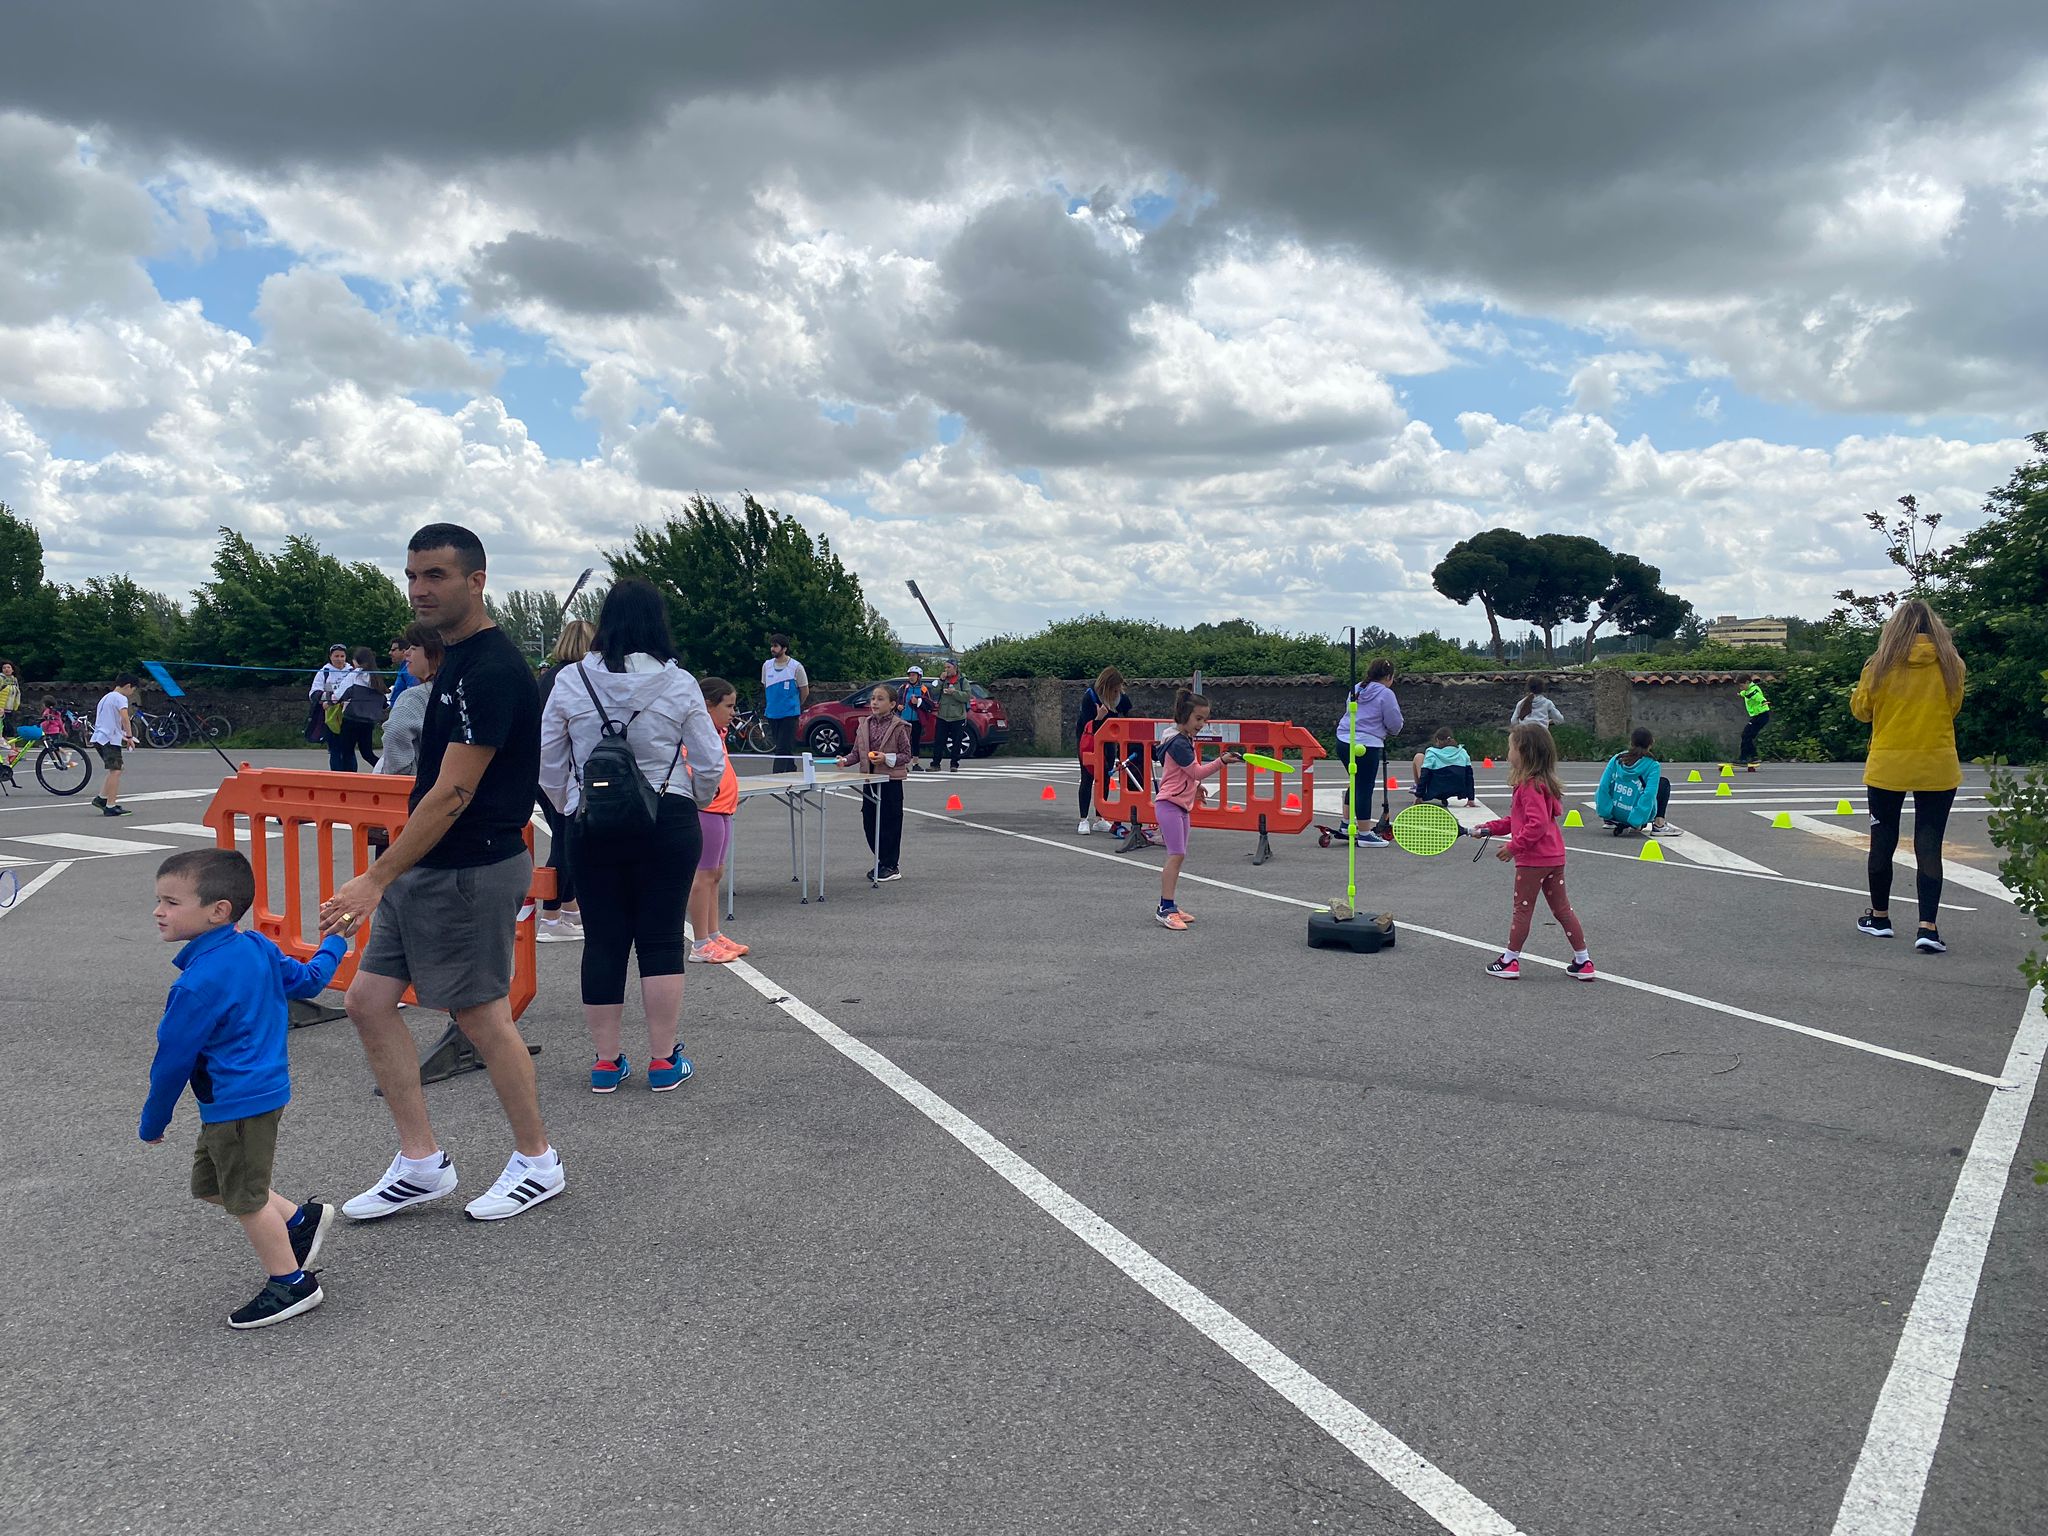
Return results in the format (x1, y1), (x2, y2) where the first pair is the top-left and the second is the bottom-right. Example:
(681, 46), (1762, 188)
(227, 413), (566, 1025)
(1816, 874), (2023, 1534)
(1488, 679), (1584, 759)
(142, 848), (348, 1329)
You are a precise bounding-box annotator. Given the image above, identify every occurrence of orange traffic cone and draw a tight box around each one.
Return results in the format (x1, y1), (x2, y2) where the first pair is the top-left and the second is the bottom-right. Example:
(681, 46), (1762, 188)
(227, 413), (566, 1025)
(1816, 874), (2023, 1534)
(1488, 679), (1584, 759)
(1386, 775), (1398, 790)
(1483, 757), (1495, 769)
(1284, 793), (1300, 810)
(1039, 784), (1057, 800)
(945, 794), (963, 812)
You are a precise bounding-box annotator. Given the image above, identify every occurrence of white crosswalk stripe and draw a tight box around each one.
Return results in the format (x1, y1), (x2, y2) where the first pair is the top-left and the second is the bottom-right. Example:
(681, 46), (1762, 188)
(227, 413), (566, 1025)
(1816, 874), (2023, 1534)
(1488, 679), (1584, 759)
(1753, 810), (2017, 904)
(1, 831), (176, 855)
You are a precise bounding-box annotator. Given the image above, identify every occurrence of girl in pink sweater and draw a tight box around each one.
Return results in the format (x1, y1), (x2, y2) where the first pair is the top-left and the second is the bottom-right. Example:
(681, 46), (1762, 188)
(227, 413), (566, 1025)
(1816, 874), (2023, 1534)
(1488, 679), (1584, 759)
(1473, 723), (1595, 981)
(1154, 690), (1241, 930)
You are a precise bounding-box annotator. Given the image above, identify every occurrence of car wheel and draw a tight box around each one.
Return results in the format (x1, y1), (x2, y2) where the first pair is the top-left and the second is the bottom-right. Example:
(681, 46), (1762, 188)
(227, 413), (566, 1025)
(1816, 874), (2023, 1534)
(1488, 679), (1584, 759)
(806, 721), (846, 759)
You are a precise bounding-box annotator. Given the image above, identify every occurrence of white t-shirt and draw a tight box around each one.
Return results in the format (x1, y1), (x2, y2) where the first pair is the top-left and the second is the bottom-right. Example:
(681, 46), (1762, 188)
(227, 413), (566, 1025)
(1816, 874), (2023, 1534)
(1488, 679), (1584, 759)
(92, 689), (131, 746)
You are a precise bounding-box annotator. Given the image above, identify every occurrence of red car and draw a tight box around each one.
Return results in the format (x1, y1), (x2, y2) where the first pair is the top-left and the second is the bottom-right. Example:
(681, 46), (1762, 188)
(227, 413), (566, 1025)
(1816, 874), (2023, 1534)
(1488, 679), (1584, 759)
(797, 676), (1009, 761)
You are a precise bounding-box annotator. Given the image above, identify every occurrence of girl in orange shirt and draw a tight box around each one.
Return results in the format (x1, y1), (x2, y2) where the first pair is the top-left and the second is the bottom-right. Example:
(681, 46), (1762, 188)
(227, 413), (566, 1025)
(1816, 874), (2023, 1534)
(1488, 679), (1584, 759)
(689, 678), (749, 964)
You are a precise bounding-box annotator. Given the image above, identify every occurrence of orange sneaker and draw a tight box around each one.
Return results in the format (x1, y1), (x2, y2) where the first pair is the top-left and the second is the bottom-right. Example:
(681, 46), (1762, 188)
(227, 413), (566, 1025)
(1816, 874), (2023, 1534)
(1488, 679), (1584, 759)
(1153, 907), (1189, 931)
(712, 934), (749, 957)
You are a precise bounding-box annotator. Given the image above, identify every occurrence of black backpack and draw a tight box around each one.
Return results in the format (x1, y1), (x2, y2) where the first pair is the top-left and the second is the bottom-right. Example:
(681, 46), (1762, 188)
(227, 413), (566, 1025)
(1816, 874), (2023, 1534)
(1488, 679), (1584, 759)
(574, 665), (679, 839)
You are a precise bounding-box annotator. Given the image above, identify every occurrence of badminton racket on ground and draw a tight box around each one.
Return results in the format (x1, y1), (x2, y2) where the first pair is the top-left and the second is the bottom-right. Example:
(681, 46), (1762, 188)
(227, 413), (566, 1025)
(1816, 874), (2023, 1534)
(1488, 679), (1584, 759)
(1239, 752), (1296, 774)
(1387, 802), (1464, 857)
(0, 869), (18, 909)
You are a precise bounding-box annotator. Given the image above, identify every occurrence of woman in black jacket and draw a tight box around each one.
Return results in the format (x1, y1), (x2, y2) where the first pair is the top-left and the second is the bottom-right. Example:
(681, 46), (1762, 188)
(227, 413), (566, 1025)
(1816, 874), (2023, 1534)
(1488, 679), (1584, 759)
(1076, 666), (1136, 834)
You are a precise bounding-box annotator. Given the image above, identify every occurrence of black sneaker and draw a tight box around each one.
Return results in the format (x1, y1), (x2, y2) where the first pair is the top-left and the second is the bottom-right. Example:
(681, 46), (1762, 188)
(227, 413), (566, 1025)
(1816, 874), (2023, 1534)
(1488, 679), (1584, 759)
(288, 1200), (335, 1270)
(102, 804), (130, 817)
(91, 795), (106, 809)
(228, 1272), (324, 1330)
(1915, 929), (1947, 954)
(875, 867), (902, 883)
(1857, 911), (1894, 938)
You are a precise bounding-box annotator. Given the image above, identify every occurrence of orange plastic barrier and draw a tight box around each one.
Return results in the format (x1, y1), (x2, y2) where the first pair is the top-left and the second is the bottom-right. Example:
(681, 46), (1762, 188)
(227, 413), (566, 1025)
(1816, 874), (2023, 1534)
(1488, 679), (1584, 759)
(1090, 718), (1326, 834)
(202, 767), (553, 1019)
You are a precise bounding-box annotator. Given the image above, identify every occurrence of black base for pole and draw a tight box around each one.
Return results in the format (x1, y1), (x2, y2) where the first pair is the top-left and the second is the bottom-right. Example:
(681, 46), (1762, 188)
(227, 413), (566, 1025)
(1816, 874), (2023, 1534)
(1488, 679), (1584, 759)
(374, 1022), (541, 1093)
(1116, 823), (1158, 854)
(1307, 909), (1397, 952)
(1248, 812), (1273, 866)
(288, 998), (347, 1030)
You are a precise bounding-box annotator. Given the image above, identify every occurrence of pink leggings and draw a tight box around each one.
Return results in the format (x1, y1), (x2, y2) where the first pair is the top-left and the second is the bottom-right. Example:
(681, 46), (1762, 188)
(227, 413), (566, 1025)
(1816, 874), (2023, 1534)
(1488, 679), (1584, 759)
(1509, 865), (1586, 952)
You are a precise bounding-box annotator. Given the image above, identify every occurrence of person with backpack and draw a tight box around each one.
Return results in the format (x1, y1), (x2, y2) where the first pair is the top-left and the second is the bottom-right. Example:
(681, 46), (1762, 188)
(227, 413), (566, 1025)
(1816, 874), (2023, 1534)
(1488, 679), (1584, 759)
(539, 580), (726, 1094)
(1738, 678), (1771, 768)
(328, 647), (386, 772)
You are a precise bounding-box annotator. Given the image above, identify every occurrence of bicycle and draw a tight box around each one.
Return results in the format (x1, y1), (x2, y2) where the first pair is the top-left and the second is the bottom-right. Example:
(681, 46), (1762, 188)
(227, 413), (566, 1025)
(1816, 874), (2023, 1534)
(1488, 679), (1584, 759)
(132, 704), (185, 748)
(725, 707), (774, 755)
(40, 702), (92, 748)
(0, 729), (94, 796)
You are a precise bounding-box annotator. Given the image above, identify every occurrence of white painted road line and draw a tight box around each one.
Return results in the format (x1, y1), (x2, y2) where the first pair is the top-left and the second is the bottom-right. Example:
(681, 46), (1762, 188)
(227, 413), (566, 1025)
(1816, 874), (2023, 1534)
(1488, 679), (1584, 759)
(1578, 804), (1776, 874)
(96, 787), (219, 804)
(1757, 812), (2016, 905)
(1830, 986), (2048, 1536)
(1566, 844), (1976, 912)
(907, 806), (2013, 1088)
(0, 860), (71, 917)
(1, 831), (176, 855)
(725, 954), (1529, 1536)
(133, 822), (220, 839)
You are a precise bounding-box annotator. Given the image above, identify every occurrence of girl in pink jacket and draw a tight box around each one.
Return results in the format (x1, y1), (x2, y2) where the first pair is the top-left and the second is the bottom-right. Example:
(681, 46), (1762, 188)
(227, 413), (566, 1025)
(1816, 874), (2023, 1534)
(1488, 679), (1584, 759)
(1154, 690), (1241, 930)
(1473, 723), (1595, 981)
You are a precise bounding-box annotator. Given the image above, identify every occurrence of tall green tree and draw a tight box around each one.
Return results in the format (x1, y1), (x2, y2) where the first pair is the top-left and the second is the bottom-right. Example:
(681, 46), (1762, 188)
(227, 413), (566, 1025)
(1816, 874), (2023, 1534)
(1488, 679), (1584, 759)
(1519, 534), (1614, 659)
(1431, 528), (1539, 662)
(54, 576), (185, 679)
(608, 494), (899, 694)
(486, 589), (567, 660)
(186, 530), (411, 678)
(0, 504), (62, 679)
(1581, 553), (1691, 655)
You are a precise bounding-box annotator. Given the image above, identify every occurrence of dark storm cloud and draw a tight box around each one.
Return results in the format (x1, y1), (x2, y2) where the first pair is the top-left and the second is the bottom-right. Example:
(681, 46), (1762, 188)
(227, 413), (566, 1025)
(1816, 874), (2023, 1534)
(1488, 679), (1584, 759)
(937, 196), (1153, 367)
(471, 231), (671, 315)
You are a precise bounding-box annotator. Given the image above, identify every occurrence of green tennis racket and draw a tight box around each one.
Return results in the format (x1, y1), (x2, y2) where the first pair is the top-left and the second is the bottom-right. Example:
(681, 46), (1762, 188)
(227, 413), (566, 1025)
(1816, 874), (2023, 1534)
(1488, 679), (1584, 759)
(1388, 802), (1463, 856)
(1239, 751), (1296, 773)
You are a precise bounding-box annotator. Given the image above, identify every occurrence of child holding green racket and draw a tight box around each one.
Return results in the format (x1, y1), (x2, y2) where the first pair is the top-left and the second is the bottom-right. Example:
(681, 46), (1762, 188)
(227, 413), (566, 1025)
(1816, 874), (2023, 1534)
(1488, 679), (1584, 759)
(1473, 723), (1595, 981)
(1154, 690), (1240, 930)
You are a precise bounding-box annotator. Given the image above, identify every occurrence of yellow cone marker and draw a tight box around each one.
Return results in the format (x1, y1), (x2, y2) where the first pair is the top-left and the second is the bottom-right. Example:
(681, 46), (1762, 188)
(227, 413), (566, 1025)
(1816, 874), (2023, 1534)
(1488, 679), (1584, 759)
(1771, 811), (1793, 828)
(1639, 839), (1665, 862)
(1686, 769), (1703, 783)
(1716, 782), (1733, 797)
(1562, 808), (1584, 827)
(1719, 763), (1735, 778)
(1836, 799), (1854, 815)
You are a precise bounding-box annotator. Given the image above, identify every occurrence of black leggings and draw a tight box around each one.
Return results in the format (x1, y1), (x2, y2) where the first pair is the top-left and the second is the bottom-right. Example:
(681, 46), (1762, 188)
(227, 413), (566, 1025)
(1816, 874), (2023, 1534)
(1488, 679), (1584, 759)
(1867, 786), (1956, 926)
(328, 719), (376, 772)
(572, 795), (701, 1005)
(861, 780), (904, 869)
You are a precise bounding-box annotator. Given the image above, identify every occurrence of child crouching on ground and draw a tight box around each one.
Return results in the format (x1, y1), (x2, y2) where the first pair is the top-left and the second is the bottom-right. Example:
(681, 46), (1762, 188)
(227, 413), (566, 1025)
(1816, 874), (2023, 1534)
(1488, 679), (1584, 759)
(1472, 723), (1596, 982)
(1411, 727), (1476, 806)
(1595, 727), (1684, 839)
(1154, 689), (1241, 930)
(142, 848), (349, 1328)
(689, 678), (749, 963)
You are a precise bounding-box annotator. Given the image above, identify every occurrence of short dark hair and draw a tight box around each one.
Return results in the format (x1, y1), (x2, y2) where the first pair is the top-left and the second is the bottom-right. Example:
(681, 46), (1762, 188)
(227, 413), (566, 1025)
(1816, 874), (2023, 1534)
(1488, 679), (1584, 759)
(401, 620), (444, 672)
(408, 522), (487, 574)
(700, 676), (735, 708)
(157, 848), (255, 923)
(114, 672), (140, 687)
(593, 578), (678, 671)
(768, 632), (791, 650)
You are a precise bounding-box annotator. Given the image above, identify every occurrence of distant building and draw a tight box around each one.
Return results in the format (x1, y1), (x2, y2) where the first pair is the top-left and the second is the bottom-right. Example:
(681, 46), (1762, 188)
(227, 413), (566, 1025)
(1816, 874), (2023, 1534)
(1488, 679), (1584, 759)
(1707, 615), (1788, 648)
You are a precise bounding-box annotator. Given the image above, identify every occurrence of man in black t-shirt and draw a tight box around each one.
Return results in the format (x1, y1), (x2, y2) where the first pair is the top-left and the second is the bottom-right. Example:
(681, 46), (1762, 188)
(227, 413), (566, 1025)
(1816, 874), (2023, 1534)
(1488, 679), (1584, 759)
(319, 523), (562, 1225)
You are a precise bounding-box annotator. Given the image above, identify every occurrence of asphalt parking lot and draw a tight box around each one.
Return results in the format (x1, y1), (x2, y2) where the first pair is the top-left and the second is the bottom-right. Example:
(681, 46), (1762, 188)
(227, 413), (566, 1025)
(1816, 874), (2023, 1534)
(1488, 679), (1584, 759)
(0, 748), (2041, 1536)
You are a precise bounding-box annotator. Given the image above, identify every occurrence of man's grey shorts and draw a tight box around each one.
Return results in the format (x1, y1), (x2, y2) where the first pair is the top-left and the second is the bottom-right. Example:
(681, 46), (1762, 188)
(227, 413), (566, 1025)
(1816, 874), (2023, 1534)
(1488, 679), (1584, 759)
(359, 852), (530, 1012)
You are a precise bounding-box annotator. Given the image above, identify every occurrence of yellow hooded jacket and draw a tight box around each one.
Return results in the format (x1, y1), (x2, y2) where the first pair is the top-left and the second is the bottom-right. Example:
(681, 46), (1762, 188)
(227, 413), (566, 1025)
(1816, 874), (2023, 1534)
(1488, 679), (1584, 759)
(1851, 636), (1963, 792)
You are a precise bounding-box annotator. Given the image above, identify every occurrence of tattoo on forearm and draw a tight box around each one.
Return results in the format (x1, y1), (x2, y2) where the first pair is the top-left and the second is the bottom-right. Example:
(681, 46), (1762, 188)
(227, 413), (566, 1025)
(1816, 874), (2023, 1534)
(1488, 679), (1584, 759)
(448, 784), (471, 820)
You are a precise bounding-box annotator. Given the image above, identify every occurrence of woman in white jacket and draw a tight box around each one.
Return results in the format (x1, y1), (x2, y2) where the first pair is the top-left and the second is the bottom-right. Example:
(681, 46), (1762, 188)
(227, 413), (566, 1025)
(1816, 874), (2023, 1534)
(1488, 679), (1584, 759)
(539, 579), (727, 1095)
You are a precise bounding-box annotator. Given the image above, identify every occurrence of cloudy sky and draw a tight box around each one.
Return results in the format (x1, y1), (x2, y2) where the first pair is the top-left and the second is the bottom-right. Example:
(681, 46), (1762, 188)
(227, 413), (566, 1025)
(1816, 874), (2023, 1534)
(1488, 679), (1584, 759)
(3, 2), (2044, 649)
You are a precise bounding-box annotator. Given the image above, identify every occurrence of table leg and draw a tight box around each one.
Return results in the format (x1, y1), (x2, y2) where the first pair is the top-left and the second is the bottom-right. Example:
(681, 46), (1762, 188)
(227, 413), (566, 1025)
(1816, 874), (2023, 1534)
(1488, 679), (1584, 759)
(787, 785), (799, 883)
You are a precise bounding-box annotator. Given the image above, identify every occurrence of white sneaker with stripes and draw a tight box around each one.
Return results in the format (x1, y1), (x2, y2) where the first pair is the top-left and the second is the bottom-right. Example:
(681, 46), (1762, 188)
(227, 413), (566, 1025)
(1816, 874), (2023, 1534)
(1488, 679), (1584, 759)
(342, 1151), (458, 1220)
(463, 1151), (565, 1221)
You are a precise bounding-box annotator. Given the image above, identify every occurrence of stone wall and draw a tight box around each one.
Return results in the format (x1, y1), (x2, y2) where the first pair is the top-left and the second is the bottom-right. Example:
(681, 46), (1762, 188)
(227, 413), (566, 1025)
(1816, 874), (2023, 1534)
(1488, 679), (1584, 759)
(983, 670), (1774, 757)
(39, 680), (315, 733)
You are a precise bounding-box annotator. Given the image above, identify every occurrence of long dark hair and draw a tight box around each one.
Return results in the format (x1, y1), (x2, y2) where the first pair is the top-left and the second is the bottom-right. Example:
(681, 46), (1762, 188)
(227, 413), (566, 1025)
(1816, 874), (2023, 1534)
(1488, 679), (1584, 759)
(1513, 676), (1548, 723)
(592, 578), (678, 672)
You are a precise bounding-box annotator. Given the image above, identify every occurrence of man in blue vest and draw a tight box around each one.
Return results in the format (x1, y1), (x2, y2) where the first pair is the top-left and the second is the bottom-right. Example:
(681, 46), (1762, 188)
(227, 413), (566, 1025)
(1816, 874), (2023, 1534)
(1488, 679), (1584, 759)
(761, 633), (809, 772)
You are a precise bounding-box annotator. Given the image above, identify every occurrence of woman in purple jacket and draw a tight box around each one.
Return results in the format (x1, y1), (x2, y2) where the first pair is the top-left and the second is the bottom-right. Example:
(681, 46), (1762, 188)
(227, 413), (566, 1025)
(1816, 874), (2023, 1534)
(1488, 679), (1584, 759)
(1334, 659), (1403, 847)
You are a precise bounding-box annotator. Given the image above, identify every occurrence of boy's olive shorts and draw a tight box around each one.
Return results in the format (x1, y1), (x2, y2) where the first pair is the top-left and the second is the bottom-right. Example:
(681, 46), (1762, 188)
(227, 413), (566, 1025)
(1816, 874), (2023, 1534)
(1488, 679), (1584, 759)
(191, 1108), (283, 1216)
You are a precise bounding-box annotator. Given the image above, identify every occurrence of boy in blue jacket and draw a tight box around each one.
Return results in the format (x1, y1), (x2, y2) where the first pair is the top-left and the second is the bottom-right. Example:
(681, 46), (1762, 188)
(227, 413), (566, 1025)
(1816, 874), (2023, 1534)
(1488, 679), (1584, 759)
(143, 848), (349, 1329)
(1595, 728), (1683, 839)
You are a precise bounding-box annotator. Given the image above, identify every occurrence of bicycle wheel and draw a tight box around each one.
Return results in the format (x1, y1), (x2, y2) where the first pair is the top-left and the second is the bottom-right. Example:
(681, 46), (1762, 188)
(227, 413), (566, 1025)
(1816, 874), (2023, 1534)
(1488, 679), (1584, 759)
(200, 713), (231, 744)
(36, 741), (92, 796)
(746, 716), (774, 754)
(146, 715), (179, 749)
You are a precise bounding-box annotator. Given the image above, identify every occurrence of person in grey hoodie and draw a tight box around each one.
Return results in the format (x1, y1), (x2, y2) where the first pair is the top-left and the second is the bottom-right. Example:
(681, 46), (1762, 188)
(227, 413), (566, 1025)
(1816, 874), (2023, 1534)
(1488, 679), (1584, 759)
(538, 580), (727, 1095)
(1509, 676), (1566, 731)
